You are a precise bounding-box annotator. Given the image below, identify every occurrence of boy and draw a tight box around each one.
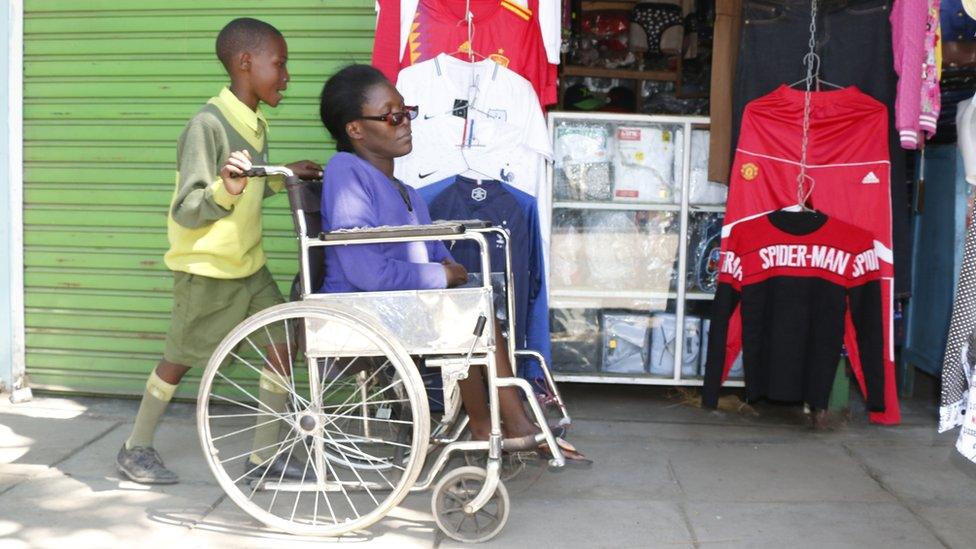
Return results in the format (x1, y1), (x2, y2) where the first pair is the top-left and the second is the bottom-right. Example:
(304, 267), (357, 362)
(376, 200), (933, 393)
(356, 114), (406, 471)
(116, 17), (322, 484)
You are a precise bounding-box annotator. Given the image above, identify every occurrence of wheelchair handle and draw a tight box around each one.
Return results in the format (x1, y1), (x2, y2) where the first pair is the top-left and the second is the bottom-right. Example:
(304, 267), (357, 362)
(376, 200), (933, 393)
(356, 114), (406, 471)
(230, 165), (296, 181)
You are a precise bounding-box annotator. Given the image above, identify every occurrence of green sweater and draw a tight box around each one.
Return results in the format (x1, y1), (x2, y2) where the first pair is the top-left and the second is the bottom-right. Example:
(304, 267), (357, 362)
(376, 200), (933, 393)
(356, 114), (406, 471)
(164, 87), (283, 279)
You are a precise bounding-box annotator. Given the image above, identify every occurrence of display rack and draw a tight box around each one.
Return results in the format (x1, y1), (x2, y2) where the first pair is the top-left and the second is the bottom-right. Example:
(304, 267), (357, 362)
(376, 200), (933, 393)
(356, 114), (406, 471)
(546, 112), (744, 387)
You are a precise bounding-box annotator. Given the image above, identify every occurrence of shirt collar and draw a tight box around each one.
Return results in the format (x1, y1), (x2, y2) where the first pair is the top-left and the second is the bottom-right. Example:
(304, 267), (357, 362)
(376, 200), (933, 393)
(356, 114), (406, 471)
(214, 86), (268, 134)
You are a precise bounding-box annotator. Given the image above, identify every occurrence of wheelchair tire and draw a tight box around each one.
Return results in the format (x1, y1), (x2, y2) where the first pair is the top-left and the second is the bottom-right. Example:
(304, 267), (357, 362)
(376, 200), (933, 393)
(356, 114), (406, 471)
(432, 465), (510, 543)
(197, 302), (430, 536)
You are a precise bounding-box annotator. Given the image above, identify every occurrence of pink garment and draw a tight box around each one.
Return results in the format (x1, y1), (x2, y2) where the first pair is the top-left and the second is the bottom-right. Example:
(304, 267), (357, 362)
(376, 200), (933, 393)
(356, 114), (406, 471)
(891, 0), (941, 149)
(919, 2), (941, 139)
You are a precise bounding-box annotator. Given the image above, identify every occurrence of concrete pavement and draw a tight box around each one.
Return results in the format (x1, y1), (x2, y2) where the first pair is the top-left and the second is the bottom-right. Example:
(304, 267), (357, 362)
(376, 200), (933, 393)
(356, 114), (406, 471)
(2, 381), (975, 548)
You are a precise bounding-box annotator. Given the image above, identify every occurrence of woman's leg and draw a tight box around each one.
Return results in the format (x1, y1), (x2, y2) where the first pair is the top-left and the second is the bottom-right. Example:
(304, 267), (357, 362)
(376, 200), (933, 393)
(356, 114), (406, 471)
(460, 320), (539, 440)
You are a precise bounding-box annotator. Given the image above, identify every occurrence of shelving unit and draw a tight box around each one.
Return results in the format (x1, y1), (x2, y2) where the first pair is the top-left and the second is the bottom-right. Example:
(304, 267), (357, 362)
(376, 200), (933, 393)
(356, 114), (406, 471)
(559, 0), (703, 109)
(546, 112), (743, 387)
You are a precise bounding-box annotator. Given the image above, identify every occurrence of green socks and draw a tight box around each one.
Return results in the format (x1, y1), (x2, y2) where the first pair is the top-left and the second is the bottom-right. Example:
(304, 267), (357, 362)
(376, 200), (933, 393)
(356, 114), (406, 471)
(126, 370), (178, 449)
(250, 368), (290, 465)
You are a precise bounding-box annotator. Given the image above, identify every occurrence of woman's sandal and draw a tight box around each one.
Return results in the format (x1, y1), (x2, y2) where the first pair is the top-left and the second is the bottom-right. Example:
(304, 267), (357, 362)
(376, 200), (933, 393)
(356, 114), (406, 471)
(537, 437), (592, 466)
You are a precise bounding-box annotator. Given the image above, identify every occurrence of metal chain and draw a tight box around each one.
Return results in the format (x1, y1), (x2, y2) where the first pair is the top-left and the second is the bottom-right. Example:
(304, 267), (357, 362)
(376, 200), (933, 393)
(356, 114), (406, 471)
(797, 0), (818, 210)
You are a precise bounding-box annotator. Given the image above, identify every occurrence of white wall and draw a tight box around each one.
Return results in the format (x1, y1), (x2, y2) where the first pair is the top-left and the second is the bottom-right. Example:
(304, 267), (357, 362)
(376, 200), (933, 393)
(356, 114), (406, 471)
(1, 0), (25, 395)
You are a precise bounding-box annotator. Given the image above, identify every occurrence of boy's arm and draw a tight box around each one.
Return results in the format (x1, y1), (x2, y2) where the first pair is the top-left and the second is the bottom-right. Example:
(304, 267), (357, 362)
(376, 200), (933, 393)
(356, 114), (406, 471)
(170, 119), (241, 229)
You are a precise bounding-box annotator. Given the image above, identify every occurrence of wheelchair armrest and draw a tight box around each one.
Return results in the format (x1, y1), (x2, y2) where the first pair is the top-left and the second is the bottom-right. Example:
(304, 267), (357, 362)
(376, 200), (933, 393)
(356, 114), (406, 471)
(432, 219), (494, 230)
(319, 222), (467, 242)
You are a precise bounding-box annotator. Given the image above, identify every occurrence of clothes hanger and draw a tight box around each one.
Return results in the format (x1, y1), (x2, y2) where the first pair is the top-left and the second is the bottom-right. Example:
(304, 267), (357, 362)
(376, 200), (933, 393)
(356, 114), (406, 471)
(423, 2), (496, 121)
(787, 53), (844, 91)
(452, 0), (499, 183)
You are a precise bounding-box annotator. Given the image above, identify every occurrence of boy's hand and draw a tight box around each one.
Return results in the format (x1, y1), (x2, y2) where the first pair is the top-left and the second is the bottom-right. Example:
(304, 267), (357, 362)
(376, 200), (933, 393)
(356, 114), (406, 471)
(442, 259), (468, 288)
(286, 160), (324, 181)
(220, 150), (252, 195)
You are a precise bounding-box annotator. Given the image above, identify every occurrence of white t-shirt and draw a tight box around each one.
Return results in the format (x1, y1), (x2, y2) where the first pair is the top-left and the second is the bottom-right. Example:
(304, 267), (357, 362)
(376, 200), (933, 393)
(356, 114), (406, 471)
(395, 54), (554, 271)
(956, 96), (976, 186)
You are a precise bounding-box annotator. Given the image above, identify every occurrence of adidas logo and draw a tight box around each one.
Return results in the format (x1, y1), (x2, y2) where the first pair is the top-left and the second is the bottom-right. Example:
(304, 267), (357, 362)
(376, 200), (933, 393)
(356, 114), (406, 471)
(861, 171), (880, 184)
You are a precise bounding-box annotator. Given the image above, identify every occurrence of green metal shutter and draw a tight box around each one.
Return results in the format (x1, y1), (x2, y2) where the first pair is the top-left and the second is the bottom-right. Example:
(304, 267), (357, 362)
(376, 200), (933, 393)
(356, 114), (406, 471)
(23, 0), (375, 397)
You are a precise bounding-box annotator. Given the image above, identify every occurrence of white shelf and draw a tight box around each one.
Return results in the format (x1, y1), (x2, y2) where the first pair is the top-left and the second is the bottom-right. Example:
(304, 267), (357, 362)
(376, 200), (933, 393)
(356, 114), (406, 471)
(552, 372), (746, 387)
(685, 291), (716, 300)
(551, 289), (676, 300)
(689, 204), (726, 213)
(553, 200), (681, 212)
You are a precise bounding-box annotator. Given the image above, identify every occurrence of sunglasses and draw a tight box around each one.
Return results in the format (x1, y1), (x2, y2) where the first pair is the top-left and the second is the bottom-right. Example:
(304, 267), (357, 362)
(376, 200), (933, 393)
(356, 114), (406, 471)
(359, 106), (419, 126)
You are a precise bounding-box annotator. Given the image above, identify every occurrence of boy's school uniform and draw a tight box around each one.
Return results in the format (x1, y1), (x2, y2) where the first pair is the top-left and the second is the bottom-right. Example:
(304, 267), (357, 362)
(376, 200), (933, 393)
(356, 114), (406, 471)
(162, 87), (286, 367)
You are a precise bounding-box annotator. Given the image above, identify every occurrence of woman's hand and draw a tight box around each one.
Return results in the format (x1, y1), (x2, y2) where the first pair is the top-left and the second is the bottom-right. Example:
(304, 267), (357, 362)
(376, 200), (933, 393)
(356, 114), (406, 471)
(285, 160), (324, 181)
(442, 259), (468, 288)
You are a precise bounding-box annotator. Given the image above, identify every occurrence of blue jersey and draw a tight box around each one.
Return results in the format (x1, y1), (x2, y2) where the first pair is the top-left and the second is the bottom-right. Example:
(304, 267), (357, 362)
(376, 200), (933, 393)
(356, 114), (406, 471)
(419, 176), (551, 382)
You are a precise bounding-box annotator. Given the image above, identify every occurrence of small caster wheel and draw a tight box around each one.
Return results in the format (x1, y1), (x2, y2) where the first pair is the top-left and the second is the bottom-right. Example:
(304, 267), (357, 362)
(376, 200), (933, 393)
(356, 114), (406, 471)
(464, 451), (527, 481)
(431, 466), (510, 543)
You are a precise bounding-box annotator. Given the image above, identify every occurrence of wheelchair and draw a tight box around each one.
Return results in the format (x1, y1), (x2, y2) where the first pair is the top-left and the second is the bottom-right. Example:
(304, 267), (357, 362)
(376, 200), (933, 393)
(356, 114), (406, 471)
(195, 166), (571, 542)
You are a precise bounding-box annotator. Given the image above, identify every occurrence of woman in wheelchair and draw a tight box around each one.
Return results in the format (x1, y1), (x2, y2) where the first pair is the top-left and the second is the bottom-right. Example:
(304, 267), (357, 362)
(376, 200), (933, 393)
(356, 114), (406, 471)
(317, 64), (585, 461)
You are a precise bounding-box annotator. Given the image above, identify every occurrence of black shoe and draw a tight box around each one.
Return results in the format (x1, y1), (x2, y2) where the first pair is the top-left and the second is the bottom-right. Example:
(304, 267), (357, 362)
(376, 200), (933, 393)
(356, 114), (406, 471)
(116, 444), (179, 484)
(243, 454), (315, 483)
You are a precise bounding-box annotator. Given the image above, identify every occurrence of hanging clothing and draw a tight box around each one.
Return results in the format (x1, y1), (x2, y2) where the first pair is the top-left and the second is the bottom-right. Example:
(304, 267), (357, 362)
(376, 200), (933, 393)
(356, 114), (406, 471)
(941, 0), (976, 41)
(940, 221), (976, 436)
(703, 211), (886, 411)
(891, 0), (942, 149)
(941, 96), (976, 464)
(419, 176), (551, 381)
(730, 0), (912, 296)
(723, 85), (901, 424)
(394, 54), (553, 271)
(371, 0), (557, 106)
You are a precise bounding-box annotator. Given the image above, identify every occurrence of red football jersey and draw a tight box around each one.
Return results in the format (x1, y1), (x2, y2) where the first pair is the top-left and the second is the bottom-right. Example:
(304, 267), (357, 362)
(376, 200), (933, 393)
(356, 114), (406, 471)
(390, 0), (556, 107)
(723, 85), (899, 424)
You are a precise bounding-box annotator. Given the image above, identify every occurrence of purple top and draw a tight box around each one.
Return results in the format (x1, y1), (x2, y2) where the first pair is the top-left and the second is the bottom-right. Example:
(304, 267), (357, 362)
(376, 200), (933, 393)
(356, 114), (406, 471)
(319, 152), (452, 293)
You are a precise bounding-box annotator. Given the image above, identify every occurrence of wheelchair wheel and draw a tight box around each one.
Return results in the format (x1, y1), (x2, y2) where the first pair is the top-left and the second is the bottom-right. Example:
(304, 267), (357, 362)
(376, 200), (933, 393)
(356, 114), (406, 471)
(432, 466), (510, 543)
(197, 302), (430, 536)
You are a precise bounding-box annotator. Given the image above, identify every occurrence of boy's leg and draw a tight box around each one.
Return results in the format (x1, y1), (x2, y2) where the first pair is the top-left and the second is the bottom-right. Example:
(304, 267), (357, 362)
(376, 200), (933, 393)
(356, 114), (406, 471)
(241, 267), (309, 480)
(117, 359), (187, 484)
(126, 360), (188, 449)
(248, 346), (291, 469)
(118, 271), (247, 484)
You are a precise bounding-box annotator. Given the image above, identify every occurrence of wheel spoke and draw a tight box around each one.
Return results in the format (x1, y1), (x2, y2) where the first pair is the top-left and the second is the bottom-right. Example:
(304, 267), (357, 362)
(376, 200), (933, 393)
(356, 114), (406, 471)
(289, 436), (317, 524)
(211, 371), (295, 421)
(263, 323), (306, 414)
(318, 425), (380, 506)
(454, 514), (469, 534)
(307, 430), (407, 472)
(476, 508), (499, 522)
(237, 433), (301, 488)
(211, 415), (282, 442)
(222, 432), (301, 467)
(228, 346), (308, 410)
(267, 434), (302, 512)
(316, 436), (362, 521)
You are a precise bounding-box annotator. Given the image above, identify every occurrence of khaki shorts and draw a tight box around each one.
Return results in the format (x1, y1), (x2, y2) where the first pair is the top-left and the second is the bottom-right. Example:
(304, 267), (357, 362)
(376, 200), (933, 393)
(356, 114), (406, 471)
(163, 266), (285, 368)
